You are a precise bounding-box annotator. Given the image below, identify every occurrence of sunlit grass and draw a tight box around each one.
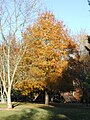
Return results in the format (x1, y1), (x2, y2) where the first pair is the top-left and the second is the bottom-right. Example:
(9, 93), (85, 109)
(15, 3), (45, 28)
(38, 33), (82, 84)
(0, 102), (90, 120)
(0, 103), (7, 108)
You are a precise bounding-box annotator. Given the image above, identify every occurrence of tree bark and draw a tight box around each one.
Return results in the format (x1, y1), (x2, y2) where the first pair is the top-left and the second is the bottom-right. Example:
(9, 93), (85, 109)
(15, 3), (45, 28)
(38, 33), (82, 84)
(1, 93), (6, 103)
(45, 91), (49, 105)
(7, 87), (12, 109)
(0, 83), (6, 103)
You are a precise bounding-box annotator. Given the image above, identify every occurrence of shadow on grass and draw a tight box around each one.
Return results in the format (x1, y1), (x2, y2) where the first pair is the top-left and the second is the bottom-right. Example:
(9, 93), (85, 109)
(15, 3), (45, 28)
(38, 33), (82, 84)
(0, 107), (71, 120)
(2, 103), (90, 120)
(12, 102), (22, 108)
(2, 109), (71, 120)
(2, 109), (37, 120)
(39, 103), (90, 120)
(2, 107), (71, 120)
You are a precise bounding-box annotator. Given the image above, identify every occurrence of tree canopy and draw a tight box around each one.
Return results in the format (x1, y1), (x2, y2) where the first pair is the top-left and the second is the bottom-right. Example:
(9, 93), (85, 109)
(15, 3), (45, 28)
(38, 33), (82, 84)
(15, 12), (77, 96)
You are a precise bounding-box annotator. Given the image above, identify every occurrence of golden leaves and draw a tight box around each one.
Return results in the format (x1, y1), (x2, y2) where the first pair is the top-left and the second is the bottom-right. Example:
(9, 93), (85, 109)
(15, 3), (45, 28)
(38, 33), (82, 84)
(14, 80), (46, 95)
(18, 11), (77, 93)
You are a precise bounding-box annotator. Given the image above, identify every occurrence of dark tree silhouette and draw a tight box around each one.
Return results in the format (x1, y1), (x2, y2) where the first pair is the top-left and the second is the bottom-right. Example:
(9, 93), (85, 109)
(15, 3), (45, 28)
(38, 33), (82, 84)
(88, 0), (90, 5)
(85, 36), (90, 55)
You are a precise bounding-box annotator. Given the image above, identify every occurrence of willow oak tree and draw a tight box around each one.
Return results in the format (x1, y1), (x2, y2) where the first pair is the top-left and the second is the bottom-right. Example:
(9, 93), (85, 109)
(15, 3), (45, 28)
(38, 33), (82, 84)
(20, 12), (77, 105)
(0, 0), (42, 109)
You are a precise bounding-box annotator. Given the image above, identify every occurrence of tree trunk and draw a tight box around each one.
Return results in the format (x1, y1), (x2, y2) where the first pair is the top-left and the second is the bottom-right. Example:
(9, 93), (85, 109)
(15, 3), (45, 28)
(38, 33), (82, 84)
(7, 88), (12, 109)
(0, 85), (6, 103)
(45, 91), (49, 105)
(1, 93), (6, 103)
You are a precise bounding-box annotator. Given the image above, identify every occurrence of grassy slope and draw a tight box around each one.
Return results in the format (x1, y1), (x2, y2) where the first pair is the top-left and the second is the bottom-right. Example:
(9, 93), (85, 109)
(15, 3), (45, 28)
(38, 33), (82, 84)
(0, 103), (90, 120)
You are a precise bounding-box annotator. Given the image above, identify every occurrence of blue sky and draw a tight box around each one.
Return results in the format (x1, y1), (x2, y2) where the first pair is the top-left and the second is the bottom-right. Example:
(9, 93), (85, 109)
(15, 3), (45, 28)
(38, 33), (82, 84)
(44, 0), (90, 35)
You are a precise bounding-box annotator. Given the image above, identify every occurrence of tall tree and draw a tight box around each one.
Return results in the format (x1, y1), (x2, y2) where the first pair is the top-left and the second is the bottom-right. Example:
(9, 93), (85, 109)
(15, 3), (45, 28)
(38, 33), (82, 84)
(22, 12), (77, 105)
(73, 32), (90, 99)
(0, 0), (42, 109)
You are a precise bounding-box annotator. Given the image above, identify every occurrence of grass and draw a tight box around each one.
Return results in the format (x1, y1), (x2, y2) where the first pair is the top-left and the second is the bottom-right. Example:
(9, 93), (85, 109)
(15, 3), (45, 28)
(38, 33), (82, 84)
(0, 102), (90, 120)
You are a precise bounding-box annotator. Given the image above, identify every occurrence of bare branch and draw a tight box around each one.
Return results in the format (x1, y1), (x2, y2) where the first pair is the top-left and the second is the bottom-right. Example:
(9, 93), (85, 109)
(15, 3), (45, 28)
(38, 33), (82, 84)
(0, 0), (42, 108)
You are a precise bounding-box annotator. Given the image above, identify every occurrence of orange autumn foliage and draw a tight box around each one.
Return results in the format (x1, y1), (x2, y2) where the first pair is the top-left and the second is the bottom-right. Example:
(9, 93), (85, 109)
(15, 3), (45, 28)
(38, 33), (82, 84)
(15, 12), (77, 94)
(14, 80), (46, 96)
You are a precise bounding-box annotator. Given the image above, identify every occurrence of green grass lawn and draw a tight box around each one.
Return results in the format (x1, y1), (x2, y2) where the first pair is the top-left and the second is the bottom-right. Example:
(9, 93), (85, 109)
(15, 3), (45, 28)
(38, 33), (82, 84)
(0, 102), (90, 120)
